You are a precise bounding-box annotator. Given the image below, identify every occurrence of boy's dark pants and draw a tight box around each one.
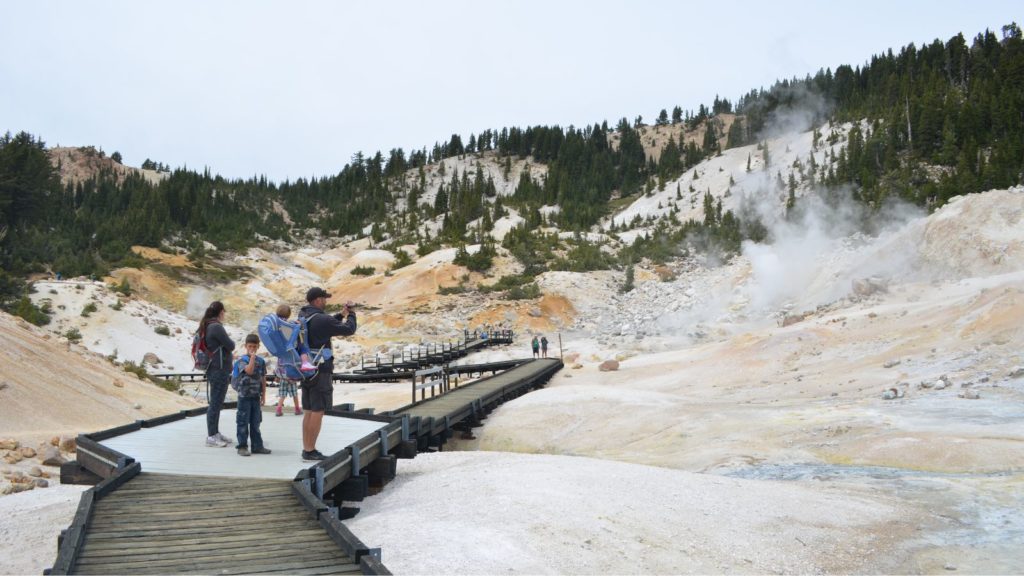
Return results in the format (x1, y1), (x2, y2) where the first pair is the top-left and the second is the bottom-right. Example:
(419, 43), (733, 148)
(236, 396), (264, 450)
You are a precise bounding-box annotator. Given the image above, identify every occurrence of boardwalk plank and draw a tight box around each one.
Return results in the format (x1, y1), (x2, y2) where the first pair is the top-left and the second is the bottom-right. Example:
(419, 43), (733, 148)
(80, 529), (326, 553)
(78, 539), (342, 561)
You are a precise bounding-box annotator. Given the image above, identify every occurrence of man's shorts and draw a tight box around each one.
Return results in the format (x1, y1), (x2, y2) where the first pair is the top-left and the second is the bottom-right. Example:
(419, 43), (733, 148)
(300, 366), (333, 412)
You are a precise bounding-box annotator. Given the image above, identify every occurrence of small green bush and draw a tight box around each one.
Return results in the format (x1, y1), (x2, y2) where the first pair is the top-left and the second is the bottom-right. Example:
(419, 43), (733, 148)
(81, 302), (98, 317)
(112, 278), (133, 296)
(351, 265), (375, 276)
(505, 283), (541, 300)
(154, 325), (170, 336)
(65, 327), (82, 343)
(438, 285), (468, 296)
(391, 250), (413, 270)
(122, 361), (149, 380)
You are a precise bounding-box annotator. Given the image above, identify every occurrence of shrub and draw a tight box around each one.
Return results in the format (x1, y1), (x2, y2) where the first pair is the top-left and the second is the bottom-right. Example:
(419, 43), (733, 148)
(454, 243), (496, 272)
(110, 301), (123, 311)
(505, 283), (541, 300)
(154, 324), (170, 336)
(391, 249), (413, 270)
(437, 285), (468, 296)
(620, 265), (635, 294)
(11, 297), (51, 326)
(64, 327), (82, 343)
(112, 278), (133, 296)
(122, 361), (149, 380)
(81, 302), (98, 317)
(351, 265), (375, 276)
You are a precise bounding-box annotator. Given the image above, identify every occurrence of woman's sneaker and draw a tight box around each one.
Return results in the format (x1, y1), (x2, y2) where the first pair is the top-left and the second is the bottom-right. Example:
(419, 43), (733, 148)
(206, 435), (228, 447)
(301, 450), (326, 462)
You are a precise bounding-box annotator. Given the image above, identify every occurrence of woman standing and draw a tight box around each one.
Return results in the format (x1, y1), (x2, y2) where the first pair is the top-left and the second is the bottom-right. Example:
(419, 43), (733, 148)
(200, 301), (235, 447)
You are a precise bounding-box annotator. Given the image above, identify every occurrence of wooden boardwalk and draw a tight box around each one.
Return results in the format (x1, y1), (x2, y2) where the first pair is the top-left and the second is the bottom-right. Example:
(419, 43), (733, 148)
(54, 352), (562, 575)
(394, 358), (563, 445)
(71, 473), (360, 575)
(100, 409), (386, 479)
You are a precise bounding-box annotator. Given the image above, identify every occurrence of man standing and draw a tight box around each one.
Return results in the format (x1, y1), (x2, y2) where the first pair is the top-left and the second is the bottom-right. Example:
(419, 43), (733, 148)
(298, 287), (357, 461)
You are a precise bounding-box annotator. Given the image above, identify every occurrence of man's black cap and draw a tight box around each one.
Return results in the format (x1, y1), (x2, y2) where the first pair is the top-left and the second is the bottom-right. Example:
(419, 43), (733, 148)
(306, 287), (332, 302)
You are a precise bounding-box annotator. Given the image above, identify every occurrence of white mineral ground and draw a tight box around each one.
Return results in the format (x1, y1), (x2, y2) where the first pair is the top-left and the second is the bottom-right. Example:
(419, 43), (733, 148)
(2, 188), (1023, 574)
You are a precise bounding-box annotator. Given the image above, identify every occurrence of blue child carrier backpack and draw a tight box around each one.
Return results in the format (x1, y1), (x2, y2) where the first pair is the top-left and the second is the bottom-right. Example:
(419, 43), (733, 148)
(257, 313), (317, 380)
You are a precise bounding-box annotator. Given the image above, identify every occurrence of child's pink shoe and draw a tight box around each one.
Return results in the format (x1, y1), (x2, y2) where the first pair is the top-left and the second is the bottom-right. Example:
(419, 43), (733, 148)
(275, 405), (283, 417)
(294, 407), (303, 416)
(300, 360), (317, 373)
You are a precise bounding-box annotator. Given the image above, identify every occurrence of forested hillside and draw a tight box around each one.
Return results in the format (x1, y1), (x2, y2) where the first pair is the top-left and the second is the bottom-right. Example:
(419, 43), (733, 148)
(1, 24), (1021, 323)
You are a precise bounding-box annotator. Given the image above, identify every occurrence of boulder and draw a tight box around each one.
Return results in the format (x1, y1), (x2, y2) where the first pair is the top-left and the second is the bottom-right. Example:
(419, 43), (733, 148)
(59, 435), (77, 453)
(0, 381), (8, 391)
(563, 352), (580, 363)
(782, 314), (806, 327)
(39, 446), (67, 467)
(882, 388), (901, 400)
(143, 352), (162, 365)
(852, 277), (888, 297)
(28, 467), (43, 478)
(113, 379), (125, 388)
(528, 307), (543, 318)
(33, 478), (49, 488)
(11, 482), (34, 493)
(3, 451), (23, 464)
(0, 439), (18, 451)
(959, 390), (981, 400)
(0, 485), (12, 495)
(571, 363), (583, 370)
(598, 360), (620, 372)
(50, 436), (60, 446)
(19, 447), (36, 459)
(1008, 366), (1024, 379)
(883, 358), (901, 368)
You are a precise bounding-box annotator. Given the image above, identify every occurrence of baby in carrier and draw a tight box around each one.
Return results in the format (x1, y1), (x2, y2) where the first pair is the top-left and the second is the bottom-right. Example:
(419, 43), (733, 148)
(276, 305), (317, 373)
(261, 304), (318, 416)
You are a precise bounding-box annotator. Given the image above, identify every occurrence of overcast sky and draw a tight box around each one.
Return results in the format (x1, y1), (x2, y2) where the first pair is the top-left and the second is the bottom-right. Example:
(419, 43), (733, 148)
(1, 1), (1019, 183)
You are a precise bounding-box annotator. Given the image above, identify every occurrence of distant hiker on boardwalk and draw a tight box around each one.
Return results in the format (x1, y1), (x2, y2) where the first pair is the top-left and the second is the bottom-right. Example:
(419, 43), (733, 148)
(197, 301), (235, 447)
(531, 335), (540, 358)
(232, 334), (271, 456)
(540, 335), (549, 358)
(298, 287), (357, 462)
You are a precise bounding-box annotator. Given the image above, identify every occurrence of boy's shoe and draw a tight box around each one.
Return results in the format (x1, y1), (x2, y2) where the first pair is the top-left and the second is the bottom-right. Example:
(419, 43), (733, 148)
(237, 447), (251, 456)
(301, 450), (326, 462)
(216, 432), (234, 445)
(275, 405), (283, 417)
(206, 435), (228, 447)
(294, 407), (303, 415)
(251, 447), (272, 455)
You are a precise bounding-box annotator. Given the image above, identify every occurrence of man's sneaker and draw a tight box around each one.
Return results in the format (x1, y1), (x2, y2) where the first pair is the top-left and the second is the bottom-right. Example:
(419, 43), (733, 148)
(206, 435), (228, 447)
(301, 450), (326, 462)
(275, 405), (283, 417)
(237, 447), (251, 457)
(251, 447), (272, 455)
(216, 432), (234, 444)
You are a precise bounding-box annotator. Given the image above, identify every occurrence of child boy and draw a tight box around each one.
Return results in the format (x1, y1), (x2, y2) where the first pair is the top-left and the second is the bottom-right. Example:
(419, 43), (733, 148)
(274, 304), (306, 416)
(233, 334), (272, 456)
